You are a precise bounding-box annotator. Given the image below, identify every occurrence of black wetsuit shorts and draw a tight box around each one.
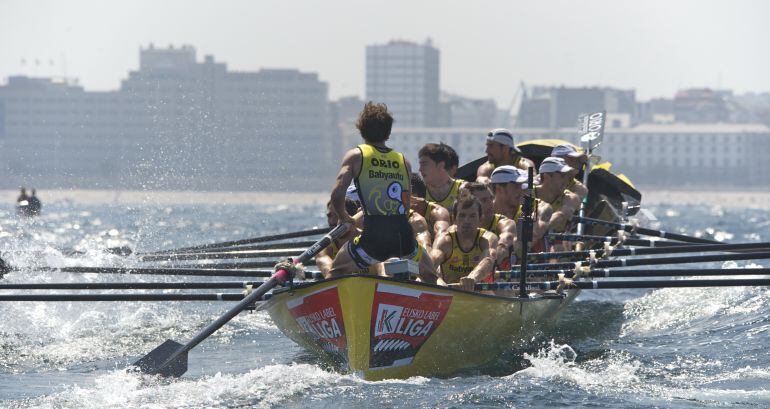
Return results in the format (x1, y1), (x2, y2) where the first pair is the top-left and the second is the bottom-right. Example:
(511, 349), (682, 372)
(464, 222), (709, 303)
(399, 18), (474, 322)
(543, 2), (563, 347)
(347, 215), (418, 269)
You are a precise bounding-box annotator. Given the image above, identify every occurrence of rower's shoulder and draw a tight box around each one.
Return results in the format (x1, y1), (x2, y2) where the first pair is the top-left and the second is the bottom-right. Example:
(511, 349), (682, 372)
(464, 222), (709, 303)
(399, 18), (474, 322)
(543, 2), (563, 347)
(476, 161), (494, 177)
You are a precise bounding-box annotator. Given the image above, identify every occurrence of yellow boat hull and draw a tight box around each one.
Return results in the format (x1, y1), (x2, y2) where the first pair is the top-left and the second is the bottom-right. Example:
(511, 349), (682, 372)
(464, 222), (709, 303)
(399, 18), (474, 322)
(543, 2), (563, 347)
(264, 275), (576, 380)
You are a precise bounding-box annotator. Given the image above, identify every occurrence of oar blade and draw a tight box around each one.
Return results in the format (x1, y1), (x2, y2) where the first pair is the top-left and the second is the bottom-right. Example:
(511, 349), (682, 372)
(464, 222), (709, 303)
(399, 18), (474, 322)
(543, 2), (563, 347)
(132, 339), (188, 377)
(0, 257), (10, 276)
(106, 246), (133, 256)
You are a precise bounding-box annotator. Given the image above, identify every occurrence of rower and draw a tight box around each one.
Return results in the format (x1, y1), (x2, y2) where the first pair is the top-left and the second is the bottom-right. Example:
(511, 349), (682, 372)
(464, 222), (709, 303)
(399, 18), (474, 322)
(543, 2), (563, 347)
(316, 202), (377, 278)
(419, 143), (466, 210)
(430, 189), (496, 291)
(409, 173), (450, 238)
(551, 144), (588, 201)
(490, 166), (551, 253)
(476, 128), (536, 183)
(466, 182), (515, 266)
(328, 102), (437, 282)
(536, 157), (581, 246)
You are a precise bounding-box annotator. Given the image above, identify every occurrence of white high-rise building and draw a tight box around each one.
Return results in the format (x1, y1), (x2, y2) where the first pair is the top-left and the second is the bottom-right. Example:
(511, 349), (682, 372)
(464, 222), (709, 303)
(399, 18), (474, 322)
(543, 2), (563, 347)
(366, 40), (440, 128)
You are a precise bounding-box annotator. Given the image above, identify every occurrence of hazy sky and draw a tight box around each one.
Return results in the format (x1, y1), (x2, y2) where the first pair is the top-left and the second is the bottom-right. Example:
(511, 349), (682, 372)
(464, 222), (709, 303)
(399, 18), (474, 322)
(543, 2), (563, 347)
(2, 0), (768, 106)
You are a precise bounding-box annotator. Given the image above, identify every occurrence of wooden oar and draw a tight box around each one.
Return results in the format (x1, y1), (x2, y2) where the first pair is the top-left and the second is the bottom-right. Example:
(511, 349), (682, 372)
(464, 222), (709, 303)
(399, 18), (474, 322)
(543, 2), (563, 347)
(138, 248), (306, 263)
(479, 278), (770, 291)
(132, 223), (347, 377)
(548, 233), (685, 248)
(0, 293), (254, 302)
(529, 241), (770, 262)
(14, 265), (322, 279)
(0, 281), (271, 290)
(572, 216), (719, 244)
(516, 250), (770, 271)
(139, 227), (331, 256)
(167, 261), (290, 269)
(498, 267), (770, 279)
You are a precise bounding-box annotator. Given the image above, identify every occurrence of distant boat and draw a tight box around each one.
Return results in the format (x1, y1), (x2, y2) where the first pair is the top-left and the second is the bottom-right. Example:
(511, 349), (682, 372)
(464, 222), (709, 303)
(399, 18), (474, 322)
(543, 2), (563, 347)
(16, 197), (41, 217)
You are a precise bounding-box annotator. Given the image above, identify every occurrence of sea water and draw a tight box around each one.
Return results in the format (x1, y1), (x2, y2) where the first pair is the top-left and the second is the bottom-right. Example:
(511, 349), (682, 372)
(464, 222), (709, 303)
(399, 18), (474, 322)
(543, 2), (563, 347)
(1, 199), (769, 408)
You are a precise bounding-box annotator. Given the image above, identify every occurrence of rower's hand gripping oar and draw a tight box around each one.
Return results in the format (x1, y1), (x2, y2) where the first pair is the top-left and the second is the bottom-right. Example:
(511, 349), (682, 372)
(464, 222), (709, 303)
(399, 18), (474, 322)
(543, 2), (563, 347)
(131, 223), (348, 377)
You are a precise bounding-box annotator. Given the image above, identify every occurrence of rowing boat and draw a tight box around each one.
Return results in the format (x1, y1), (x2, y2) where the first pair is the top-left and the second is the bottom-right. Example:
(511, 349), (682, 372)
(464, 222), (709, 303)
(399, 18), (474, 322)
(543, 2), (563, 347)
(263, 135), (639, 380)
(264, 274), (578, 380)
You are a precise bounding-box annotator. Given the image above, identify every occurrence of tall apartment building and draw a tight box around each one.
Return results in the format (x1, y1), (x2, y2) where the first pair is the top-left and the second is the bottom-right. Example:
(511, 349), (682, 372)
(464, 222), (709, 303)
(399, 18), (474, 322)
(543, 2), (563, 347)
(0, 45), (334, 190)
(517, 86), (636, 129)
(366, 40), (440, 127)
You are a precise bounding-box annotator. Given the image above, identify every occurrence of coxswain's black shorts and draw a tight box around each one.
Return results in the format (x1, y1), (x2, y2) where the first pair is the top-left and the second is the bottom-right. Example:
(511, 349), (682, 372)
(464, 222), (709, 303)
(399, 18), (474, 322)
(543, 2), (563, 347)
(347, 215), (418, 269)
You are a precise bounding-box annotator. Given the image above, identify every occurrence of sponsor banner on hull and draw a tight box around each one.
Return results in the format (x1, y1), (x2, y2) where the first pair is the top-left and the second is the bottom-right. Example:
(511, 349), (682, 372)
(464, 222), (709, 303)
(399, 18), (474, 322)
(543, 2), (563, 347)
(369, 283), (453, 370)
(287, 286), (348, 367)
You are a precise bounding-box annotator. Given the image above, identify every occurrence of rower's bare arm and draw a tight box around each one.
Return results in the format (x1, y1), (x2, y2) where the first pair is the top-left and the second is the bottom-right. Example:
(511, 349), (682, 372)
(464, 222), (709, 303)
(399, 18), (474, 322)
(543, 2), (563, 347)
(404, 158), (414, 201)
(429, 233), (452, 286)
(353, 210), (364, 229)
(331, 149), (360, 225)
(519, 157), (536, 171)
(534, 202), (553, 241)
(570, 180), (588, 201)
(467, 235), (494, 284)
(431, 204), (451, 237)
(496, 217), (515, 264)
(561, 191), (582, 216)
(410, 212), (432, 250)
(316, 247), (335, 279)
(476, 162), (493, 183)
(485, 230), (499, 266)
(548, 192), (581, 232)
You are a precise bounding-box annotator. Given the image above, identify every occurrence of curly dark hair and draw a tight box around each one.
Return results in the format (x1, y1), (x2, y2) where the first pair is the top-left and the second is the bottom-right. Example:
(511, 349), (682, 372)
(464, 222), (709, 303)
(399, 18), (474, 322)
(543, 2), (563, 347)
(356, 102), (394, 143)
(418, 143), (453, 170)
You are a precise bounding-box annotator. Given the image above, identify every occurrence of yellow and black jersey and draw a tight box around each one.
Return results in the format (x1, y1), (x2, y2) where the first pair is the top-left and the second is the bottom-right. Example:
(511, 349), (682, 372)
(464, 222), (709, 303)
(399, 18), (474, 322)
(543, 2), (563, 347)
(426, 179), (464, 211)
(356, 144), (411, 217)
(440, 228), (487, 284)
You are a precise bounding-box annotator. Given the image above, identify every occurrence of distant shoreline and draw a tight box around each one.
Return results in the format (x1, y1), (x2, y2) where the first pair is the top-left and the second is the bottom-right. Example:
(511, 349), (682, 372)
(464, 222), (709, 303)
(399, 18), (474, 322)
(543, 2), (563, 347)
(0, 189), (328, 206)
(1, 188), (768, 209)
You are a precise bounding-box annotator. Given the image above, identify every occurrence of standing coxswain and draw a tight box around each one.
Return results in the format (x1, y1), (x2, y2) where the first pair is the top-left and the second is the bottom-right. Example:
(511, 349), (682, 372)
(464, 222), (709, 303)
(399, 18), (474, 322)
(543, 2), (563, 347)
(476, 129), (536, 183)
(328, 102), (437, 282)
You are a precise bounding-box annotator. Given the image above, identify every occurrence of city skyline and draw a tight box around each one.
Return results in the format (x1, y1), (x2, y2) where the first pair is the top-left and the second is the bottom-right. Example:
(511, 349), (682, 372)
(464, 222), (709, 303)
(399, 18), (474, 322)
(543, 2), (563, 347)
(2, 0), (769, 108)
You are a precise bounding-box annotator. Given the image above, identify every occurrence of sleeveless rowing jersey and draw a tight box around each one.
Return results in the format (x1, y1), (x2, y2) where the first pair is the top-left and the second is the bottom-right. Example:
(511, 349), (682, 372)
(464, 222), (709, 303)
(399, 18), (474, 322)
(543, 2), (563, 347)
(485, 156), (527, 173)
(485, 213), (506, 236)
(356, 144), (411, 217)
(440, 228), (487, 284)
(426, 179), (464, 211)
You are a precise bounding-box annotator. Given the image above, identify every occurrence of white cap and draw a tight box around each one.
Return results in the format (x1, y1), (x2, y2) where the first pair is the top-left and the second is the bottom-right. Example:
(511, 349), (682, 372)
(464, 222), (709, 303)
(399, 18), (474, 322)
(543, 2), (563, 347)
(539, 157), (574, 174)
(486, 128), (522, 153)
(490, 165), (528, 187)
(345, 184), (360, 202)
(551, 144), (583, 158)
